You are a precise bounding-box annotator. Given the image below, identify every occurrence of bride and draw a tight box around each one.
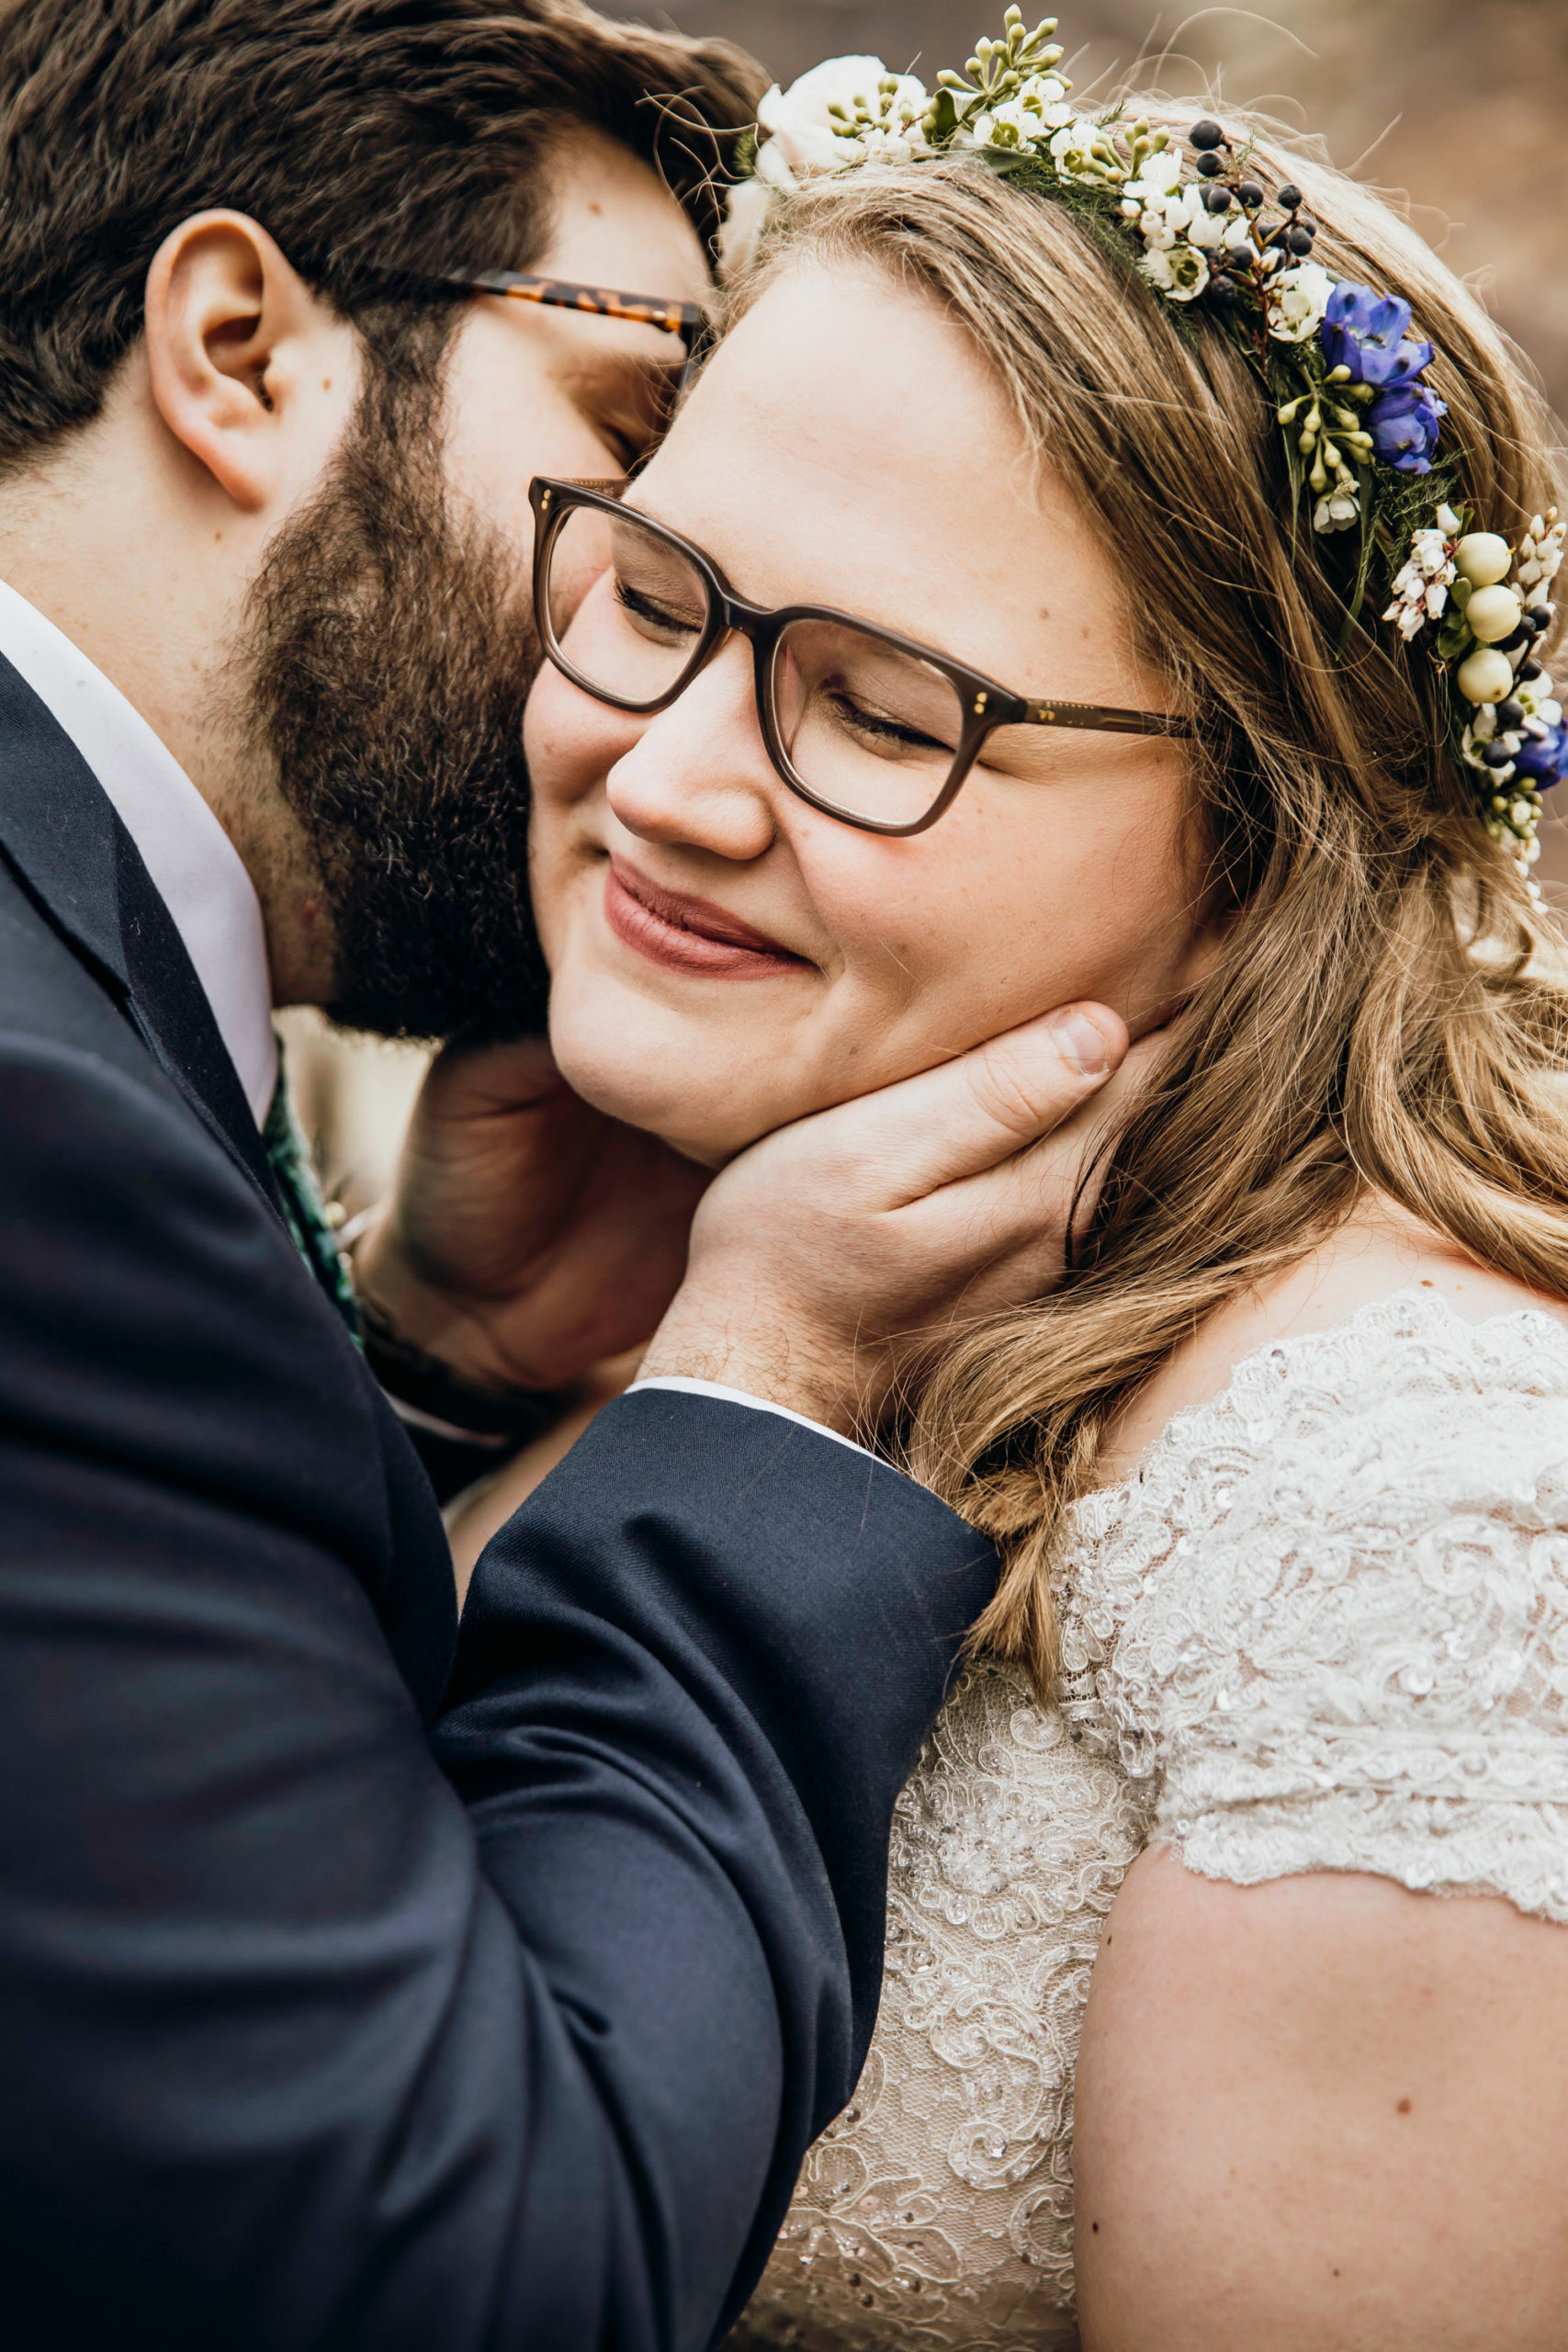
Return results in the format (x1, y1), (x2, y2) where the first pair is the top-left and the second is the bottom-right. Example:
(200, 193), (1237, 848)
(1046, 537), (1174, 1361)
(487, 16), (1568, 2344)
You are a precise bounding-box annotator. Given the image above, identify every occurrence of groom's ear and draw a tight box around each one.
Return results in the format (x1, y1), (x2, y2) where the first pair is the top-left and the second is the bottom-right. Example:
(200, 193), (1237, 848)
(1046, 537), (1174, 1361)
(142, 210), (359, 514)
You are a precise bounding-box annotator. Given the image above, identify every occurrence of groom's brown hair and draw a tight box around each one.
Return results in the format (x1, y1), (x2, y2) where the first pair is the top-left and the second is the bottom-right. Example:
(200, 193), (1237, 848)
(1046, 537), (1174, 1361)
(0, 0), (762, 469)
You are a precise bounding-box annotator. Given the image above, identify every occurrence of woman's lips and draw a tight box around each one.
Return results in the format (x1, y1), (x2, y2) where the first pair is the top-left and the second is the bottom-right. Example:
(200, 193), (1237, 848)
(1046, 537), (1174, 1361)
(603, 857), (807, 979)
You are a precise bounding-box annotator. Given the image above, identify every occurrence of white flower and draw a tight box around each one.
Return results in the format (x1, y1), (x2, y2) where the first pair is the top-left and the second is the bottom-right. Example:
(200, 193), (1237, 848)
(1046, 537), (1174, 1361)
(1138, 241), (1211, 302)
(1139, 205), (1177, 251)
(1518, 672), (1561, 726)
(1384, 525), (1457, 639)
(1122, 145), (1183, 204)
(1049, 117), (1113, 184)
(1314, 490), (1360, 534)
(1383, 587), (1440, 639)
(754, 56), (929, 186)
(853, 122), (931, 164)
(1175, 185), (1229, 251)
(1018, 73), (1073, 117)
(976, 74), (1075, 148)
(753, 133), (803, 195)
(716, 176), (774, 277)
(1021, 80), (1075, 130)
(985, 96), (1048, 149)
(1266, 259), (1336, 343)
(1409, 526), (1453, 580)
(1521, 518), (1567, 589)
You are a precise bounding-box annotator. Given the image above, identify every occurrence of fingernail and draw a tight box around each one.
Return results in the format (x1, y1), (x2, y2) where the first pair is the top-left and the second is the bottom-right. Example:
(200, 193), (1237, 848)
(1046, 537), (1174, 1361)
(1052, 1011), (1111, 1077)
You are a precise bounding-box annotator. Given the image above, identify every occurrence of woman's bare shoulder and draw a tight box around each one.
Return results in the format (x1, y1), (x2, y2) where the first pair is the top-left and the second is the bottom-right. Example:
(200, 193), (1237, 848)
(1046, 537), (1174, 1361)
(1097, 1199), (1568, 1487)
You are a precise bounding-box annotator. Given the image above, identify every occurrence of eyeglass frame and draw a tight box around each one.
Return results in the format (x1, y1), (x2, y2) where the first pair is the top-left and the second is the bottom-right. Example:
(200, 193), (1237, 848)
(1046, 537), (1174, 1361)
(437, 271), (711, 405)
(530, 476), (1196, 838)
(442, 269), (705, 350)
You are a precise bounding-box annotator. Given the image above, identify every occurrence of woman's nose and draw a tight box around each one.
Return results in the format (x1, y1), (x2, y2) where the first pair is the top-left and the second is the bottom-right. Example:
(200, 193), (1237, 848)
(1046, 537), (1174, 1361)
(605, 636), (781, 863)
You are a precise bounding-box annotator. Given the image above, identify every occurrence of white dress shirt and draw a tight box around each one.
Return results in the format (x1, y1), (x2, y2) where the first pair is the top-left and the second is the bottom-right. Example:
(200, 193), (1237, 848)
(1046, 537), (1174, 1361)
(0, 580), (874, 1462)
(0, 577), (276, 1123)
(627, 1376), (873, 1456)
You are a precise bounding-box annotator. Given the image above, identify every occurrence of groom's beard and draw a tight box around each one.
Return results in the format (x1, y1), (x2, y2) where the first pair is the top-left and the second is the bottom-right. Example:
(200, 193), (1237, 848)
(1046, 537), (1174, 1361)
(243, 372), (547, 1041)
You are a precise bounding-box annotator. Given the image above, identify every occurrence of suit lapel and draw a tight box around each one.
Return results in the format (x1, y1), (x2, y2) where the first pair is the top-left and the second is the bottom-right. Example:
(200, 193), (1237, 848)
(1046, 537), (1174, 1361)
(0, 648), (276, 1200)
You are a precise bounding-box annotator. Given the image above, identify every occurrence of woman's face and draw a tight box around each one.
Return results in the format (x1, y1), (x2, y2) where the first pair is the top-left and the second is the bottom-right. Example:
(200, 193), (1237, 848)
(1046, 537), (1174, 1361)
(526, 257), (1213, 1166)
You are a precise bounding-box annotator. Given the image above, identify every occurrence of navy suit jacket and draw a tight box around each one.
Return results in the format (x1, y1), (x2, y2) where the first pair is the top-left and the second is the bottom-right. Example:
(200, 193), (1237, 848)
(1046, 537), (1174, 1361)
(0, 652), (1000, 2350)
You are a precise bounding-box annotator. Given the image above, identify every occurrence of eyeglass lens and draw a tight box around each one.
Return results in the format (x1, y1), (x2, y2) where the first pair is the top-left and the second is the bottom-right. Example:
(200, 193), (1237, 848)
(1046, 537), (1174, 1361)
(543, 501), (971, 829)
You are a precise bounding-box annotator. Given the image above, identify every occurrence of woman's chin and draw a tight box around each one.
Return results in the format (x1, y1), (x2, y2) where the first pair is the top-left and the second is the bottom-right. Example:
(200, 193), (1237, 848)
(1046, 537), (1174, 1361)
(547, 1008), (766, 1170)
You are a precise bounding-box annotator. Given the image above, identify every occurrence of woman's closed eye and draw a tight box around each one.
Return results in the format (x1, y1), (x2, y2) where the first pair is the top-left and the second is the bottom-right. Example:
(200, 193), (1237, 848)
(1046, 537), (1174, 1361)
(612, 574), (705, 645)
(820, 683), (956, 762)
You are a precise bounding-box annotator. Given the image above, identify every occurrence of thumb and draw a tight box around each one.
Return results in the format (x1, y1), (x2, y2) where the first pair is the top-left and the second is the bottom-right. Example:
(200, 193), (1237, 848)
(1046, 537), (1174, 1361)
(803, 1003), (1128, 1204)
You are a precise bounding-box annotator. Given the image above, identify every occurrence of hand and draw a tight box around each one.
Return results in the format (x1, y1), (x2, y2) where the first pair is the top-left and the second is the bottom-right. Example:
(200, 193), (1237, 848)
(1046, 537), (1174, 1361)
(639, 1003), (1146, 1433)
(353, 1037), (710, 1391)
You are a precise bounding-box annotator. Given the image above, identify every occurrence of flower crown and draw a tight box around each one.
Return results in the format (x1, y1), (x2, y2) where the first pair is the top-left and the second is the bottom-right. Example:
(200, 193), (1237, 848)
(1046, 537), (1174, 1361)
(719, 10), (1566, 882)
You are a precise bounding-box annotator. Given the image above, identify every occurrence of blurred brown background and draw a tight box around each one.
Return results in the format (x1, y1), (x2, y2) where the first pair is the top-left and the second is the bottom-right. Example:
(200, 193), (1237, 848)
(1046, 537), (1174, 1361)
(288, 0), (1568, 1204)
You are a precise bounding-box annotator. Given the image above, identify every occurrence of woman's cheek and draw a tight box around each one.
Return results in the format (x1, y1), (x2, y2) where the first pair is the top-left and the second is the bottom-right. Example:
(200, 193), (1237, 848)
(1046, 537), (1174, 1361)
(523, 666), (621, 815)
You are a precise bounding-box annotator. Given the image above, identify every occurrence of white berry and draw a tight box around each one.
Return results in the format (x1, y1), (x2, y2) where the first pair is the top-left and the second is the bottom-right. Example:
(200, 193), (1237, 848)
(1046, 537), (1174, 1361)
(1453, 532), (1513, 587)
(1457, 646), (1516, 703)
(1464, 584), (1523, 643)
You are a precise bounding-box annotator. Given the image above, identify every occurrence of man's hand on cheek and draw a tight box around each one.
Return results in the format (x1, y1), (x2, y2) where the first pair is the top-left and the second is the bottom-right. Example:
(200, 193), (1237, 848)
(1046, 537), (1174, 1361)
(639, 1003), (1151, 1435)
(353, 1036), (711, 1394)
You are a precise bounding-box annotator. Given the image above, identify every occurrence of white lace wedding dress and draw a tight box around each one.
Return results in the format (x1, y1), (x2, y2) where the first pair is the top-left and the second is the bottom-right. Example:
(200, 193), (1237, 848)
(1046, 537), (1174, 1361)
(731, 1290), (1568, 2349)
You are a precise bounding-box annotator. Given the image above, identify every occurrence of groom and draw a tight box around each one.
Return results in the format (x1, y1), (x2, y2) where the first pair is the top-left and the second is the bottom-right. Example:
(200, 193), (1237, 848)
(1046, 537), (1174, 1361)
(0, 5), (1127, 2347)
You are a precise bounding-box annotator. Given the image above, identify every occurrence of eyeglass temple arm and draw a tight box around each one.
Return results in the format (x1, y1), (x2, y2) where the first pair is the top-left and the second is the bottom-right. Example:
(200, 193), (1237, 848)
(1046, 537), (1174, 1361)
(447, 271), (703, 348)
(1021, 699), (1194, 738)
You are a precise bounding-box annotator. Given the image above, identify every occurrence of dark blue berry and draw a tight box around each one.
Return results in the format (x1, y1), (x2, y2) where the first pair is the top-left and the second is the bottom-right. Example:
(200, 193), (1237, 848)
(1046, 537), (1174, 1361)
(1196, 150), (1224, 176)
(1235, 180), (1265, 208)
(1285, 223), (1314, 254)
(1205, 277), (1241, 307)
(1276, 181), (1303, 209)
(1189, 119), (1225, 149)
(1203, 182), (1232, 210)
(1495, 700), (1526, 730)
(1520, 658), (1544, 682)
(1528, 606), (1554, 634)
(1483, 743), (1517, 767)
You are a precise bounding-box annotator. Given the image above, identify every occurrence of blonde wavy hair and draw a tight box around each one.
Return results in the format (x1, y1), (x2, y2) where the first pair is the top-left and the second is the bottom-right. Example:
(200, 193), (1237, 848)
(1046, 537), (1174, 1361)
(725, 116), (1568, 1691)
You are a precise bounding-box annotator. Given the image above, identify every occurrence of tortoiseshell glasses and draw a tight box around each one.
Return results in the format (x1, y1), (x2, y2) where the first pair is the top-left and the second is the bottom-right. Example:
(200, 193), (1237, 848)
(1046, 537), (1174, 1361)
(445, 269), (703, 354)
(531, 477), (1194, 838)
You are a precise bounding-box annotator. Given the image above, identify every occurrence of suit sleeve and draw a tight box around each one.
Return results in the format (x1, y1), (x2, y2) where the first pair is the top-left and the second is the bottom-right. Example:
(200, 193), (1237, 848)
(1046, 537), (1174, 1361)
(0, 1035), (998, 2352)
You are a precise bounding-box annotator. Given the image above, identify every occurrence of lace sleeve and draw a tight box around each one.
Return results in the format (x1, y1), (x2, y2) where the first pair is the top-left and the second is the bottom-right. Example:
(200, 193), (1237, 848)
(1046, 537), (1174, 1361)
(1063, 1296), (1568, 1925)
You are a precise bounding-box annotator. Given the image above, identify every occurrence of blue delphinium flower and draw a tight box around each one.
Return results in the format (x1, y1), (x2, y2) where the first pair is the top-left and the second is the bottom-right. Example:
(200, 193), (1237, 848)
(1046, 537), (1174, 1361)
(1320, 282), (1434, 390)
(1366, 381), (1448, 473)
(1512, 723), (1568, 789)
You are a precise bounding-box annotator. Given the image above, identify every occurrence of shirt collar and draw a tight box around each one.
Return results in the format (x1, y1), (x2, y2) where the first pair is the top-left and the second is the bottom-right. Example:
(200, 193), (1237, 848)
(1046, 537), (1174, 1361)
(0, 577), (276, 1124)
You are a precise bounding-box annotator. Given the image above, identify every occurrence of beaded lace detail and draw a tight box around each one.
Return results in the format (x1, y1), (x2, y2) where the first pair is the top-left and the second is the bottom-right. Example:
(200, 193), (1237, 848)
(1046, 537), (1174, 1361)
(732, 1292), (1568, 2349)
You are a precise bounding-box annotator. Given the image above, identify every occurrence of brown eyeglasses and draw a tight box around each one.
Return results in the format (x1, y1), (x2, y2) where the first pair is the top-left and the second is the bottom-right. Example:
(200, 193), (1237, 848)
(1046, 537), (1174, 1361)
(531, 477), (1194, 838)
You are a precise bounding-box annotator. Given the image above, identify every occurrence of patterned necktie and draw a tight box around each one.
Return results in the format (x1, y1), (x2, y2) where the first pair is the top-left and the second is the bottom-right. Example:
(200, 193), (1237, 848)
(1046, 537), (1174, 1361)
(263, 1059), (361, 1342)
